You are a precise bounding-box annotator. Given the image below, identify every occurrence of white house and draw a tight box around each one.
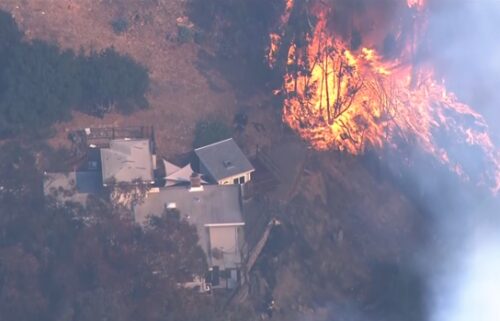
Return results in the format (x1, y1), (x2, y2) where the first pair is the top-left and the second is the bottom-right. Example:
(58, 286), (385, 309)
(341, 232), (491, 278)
(195, 138), (254, 185)
(134, 176), (246, 289)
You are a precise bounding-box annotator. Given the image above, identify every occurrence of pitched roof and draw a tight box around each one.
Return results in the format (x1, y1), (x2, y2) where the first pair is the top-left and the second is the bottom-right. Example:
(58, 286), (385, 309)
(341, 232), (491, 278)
(194, 138), (254, 181)
(101, 139), (154, 184)
(163, 161), (208, 187)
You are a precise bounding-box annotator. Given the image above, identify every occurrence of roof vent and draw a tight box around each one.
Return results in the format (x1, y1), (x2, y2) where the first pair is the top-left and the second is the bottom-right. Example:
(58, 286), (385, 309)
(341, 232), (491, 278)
(223, 160), (234, 169)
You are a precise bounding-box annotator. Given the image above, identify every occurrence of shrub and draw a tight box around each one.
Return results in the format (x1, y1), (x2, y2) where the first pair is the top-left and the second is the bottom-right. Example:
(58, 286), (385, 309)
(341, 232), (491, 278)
(111, 17), (129, 34)
(192, 119), (231, 148)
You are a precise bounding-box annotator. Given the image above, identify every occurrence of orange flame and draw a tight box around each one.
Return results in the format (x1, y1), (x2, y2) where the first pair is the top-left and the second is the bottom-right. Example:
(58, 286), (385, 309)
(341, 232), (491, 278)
(273, 1), (500, 192)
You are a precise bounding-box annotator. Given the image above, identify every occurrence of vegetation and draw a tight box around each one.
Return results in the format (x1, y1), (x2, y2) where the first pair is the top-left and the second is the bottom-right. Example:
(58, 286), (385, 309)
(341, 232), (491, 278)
(111, 17), (129, 34)
(0, 10), (149, 138)
(187, 0), (283, 90)
(0, 143), (235, 321)
(192, 119), (231, 148)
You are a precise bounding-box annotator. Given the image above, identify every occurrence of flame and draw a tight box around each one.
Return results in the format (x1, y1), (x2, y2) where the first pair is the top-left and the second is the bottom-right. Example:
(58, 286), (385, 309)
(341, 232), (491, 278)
(272, 0), (500, 192)
(267, 0), (294, 68)
(267, 33), (281, 68)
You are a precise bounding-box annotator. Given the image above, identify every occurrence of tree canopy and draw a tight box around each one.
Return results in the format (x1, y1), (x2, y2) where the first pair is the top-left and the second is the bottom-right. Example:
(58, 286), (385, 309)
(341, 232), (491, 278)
(0, 143), (231, 321)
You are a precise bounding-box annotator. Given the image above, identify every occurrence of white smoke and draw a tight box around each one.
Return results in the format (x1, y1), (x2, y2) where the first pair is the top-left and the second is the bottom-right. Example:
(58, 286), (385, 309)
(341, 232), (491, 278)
(425, 1), (500, 320)
(427, 0), (500, 144)
(430, 223), (500, 321)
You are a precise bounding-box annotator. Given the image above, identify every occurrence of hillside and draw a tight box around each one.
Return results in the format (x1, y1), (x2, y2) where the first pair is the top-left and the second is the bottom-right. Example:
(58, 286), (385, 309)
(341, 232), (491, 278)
(0, 1), (445, 321)
(0, 0), (265, 155)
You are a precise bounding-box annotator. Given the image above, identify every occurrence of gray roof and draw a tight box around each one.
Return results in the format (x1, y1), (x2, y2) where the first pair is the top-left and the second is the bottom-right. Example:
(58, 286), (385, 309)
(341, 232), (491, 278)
(134, 185), (245, 268)
(195, 138), (254, 182)
(101, 139), (154, 184)
(134, 185), (244, 226)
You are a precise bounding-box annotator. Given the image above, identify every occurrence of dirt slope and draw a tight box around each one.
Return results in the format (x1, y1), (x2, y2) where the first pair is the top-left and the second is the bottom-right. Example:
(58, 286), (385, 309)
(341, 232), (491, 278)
(0, 0), (238, 156)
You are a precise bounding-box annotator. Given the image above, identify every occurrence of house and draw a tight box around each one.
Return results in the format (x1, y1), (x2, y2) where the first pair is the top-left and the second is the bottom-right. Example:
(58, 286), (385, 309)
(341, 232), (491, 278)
(195, 138), (254, 185)
(100, 139), (156, 186)
(43, 171), (101, 205)
(43, 130), (255, 291)
(134, 176), (246, 289)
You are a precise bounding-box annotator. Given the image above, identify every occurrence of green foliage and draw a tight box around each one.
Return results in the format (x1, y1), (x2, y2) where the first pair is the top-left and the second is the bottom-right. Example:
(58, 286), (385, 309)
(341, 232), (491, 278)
(0, 10), (149, 138)
(193, 119), (232, 148)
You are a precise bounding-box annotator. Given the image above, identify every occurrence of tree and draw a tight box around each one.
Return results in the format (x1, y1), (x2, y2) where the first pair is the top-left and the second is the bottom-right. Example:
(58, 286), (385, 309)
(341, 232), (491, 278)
(77, 48), (149, 116)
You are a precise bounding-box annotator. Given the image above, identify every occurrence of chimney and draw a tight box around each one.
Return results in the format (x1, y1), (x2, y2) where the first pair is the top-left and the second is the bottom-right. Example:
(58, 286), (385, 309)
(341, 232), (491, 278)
(189, 172), (203, 192)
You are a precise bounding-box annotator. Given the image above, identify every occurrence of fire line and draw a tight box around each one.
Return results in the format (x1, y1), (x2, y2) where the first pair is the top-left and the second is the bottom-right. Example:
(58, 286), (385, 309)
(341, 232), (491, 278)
(268, 0), (500, 192)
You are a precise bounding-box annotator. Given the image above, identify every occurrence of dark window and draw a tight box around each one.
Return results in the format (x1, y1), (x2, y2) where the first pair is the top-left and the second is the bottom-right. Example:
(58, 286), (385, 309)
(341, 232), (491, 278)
(239, 176), (245, 184)
(233, 178), (239, 184)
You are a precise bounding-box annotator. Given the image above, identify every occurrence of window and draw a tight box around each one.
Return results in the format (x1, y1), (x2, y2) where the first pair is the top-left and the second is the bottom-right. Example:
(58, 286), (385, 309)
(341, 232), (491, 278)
(233, 178), (239, 184)
(239, 176), (245, 184)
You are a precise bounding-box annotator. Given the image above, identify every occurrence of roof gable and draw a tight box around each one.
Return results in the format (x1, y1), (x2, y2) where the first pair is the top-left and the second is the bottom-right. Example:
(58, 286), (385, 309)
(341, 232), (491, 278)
(195, 138), (254, 181)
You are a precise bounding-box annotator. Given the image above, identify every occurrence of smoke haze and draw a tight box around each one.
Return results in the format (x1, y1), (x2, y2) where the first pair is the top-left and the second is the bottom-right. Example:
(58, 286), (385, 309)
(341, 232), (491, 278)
(329, 1), (500, 320)
(427, 0), (500, 143)
(423, 2), (500, 321)
(429, 218), (500, 321)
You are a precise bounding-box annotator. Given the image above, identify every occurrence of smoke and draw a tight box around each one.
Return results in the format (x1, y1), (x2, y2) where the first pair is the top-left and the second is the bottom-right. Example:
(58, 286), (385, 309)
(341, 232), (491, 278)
(324, 0), (412, 53)
(422, 2), (500, 320)
(426, 0), (500, 143)
(274, 1), (500, 319)
(429, 220), (500, 321)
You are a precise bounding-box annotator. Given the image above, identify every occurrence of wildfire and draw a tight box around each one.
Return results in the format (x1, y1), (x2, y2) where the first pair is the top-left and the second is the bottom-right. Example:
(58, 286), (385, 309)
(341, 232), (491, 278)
(267, 0), (294, 68)
(270, 0), (500, 192)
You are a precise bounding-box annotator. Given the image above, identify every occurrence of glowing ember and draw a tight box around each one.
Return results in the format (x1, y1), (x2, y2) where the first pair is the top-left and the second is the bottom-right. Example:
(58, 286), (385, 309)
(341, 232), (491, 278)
(272, 0), (500, 192)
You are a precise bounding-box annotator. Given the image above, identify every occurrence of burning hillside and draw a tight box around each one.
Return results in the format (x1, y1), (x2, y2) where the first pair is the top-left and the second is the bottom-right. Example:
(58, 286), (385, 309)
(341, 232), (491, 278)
(269, 0), (500, 192)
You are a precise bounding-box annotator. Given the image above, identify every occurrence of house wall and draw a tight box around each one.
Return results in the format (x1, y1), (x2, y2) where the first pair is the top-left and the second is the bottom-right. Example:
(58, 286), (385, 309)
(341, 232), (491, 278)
(217, 171), (252, 185)
(207, 225), (244, 269)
